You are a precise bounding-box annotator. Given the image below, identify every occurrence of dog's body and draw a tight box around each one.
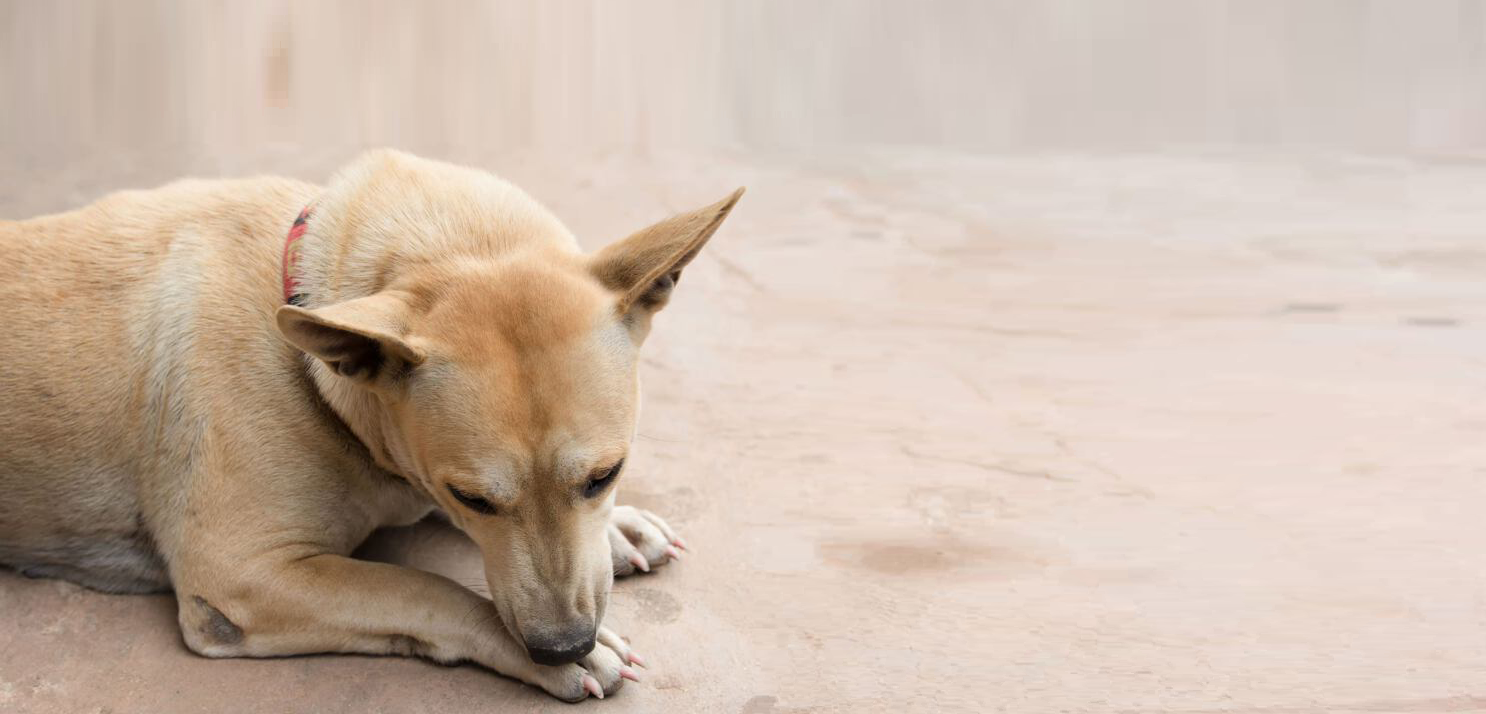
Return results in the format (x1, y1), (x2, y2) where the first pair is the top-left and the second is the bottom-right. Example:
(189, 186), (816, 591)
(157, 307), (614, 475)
(0, 151), (739, 701)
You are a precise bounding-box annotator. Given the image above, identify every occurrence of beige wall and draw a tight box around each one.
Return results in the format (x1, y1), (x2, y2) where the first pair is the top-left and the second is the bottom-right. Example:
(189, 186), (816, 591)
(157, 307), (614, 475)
(3, 0), (1485, 159)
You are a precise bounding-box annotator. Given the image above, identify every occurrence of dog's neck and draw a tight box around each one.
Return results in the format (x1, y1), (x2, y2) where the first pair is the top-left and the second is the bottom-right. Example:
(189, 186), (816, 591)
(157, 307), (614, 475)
(309, 362), (422, 485)
(281, 205), (428, 494)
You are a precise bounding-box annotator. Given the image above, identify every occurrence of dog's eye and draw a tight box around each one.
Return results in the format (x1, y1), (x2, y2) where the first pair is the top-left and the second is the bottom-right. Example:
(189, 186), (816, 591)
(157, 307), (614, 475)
(584, 460), (623, 499)
(448, 485), (497, 515)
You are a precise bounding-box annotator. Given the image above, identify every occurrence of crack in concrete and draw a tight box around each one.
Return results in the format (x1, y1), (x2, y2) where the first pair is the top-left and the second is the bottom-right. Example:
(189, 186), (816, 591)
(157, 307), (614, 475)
(713, 252), (769, 293)
(900, 445), (1075, 482)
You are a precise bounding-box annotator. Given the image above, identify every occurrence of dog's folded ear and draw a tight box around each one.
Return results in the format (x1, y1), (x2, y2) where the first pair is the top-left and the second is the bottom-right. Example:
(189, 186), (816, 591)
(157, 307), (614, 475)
(590, 187), (745, 318)
(275, 292), (426, 384)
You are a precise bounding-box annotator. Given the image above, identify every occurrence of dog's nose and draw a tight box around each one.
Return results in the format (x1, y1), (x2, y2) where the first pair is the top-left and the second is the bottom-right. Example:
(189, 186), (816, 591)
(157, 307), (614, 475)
(524, 628), (597, 666)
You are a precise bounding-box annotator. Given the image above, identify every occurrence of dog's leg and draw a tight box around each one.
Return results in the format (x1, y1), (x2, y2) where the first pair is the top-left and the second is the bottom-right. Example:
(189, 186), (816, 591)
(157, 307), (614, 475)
(175, 555), (633, 701)
(17, 562), (168, 594)
(607, 505), (687, 576)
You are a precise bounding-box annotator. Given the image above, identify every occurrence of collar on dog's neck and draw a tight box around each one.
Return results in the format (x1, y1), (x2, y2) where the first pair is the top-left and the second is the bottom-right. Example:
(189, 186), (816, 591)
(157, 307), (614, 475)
(281, 204), (314, 305)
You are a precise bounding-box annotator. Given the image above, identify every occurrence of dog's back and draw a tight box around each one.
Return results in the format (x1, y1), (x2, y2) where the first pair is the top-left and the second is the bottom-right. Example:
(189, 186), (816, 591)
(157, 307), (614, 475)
(0, 178), (313, 592)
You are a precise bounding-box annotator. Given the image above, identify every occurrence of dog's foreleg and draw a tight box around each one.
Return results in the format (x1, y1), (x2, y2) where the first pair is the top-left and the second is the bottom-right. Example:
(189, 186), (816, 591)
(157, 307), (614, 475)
(175, 555), (631, 701)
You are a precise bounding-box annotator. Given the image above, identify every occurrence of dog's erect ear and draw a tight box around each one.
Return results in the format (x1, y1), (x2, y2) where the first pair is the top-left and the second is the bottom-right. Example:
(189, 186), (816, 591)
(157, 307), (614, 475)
(590, 188), (745, 315)
(275, 292), (426, 383)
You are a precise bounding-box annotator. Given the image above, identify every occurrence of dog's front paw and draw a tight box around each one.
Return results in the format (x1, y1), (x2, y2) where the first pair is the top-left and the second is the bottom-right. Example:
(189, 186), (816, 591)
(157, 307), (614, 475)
(608, 505), (686, 576)
(525, 627), (642, 702)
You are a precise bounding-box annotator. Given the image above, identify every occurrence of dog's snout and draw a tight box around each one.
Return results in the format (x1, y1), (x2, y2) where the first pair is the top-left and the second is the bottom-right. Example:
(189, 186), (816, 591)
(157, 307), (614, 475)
(524, 627), (597, 666)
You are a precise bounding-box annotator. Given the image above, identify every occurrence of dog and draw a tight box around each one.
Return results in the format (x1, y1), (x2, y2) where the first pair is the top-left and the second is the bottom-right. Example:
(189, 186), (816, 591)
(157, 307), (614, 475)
(0, 150), (742, 702)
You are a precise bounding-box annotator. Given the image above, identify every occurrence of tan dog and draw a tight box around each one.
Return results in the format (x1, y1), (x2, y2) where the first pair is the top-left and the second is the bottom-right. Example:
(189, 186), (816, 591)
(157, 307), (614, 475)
(0, 150), (742, 702)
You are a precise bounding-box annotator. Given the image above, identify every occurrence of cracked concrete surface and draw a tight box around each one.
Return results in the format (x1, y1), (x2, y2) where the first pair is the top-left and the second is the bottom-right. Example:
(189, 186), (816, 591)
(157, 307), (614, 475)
(2, 149), (1485, 712)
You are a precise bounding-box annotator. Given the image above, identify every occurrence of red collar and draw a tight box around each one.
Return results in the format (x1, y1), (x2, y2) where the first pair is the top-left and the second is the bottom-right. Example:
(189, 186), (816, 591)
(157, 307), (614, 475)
(281, 204), (314, 305)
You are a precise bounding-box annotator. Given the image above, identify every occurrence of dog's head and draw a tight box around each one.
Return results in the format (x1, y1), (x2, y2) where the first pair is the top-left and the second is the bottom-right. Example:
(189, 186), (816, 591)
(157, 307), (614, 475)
(274, 151), (741, 665)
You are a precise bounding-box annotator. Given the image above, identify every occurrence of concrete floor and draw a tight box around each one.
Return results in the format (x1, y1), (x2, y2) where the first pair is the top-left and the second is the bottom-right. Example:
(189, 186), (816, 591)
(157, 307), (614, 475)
(2, 148), (1486, 713)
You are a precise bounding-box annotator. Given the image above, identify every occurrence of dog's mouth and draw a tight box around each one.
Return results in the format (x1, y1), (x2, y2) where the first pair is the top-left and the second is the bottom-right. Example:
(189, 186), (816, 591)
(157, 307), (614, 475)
(492, 598), (601, 665)
(485, 572), (610, 666)
(489, 594), (525, 646)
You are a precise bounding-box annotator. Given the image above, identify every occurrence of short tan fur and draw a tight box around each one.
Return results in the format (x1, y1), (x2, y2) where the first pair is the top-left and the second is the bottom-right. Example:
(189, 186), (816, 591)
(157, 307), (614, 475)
(0, 150), (742, 701)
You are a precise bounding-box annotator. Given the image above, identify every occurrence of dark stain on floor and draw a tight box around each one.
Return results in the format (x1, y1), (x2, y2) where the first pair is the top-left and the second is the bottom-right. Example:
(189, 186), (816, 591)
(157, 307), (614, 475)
(817, 532), (1048, 577)
(740, 694), (816, 714)
(623, 587), (683, 625)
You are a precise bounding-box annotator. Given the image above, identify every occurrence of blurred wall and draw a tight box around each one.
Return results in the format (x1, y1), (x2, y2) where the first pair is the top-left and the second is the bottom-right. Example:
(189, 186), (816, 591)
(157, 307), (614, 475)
(3, 0), (1485, 161)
